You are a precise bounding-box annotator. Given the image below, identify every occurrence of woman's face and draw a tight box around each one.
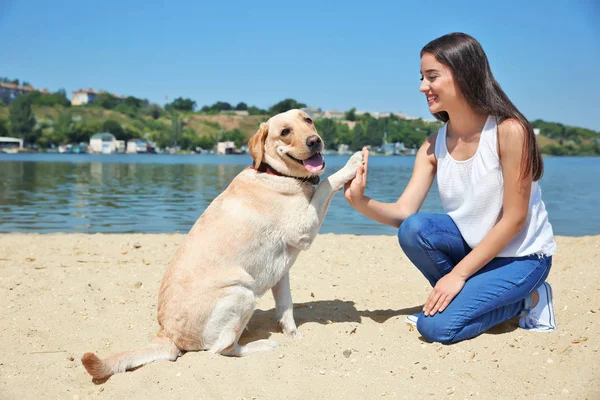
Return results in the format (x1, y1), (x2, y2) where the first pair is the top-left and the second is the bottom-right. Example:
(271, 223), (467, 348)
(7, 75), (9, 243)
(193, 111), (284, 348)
(419, 52), (461, 114)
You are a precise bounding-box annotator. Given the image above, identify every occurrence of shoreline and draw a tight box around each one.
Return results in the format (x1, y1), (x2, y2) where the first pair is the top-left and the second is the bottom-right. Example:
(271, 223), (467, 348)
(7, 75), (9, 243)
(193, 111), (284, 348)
(1, 233), (598, 399)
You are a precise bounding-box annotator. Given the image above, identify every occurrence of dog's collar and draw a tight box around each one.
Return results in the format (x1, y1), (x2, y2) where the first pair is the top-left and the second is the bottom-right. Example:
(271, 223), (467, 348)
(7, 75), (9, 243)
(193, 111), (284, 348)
(249, 163), (320, 185)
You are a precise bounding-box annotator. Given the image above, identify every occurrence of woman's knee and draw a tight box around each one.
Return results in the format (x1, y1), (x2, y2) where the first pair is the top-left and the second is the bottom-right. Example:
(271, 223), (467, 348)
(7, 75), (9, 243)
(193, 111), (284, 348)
(397, 213), (432, 249)
(417, 315), (457, 345)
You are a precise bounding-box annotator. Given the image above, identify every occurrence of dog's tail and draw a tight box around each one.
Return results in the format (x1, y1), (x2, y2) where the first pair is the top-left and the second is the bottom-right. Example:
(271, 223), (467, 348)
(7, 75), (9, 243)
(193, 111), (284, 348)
(81, 334), (180, 380)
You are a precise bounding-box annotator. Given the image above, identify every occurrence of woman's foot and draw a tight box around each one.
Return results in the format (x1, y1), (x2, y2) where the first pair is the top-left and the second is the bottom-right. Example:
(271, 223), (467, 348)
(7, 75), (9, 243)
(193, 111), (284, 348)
(404, 313), (420, 327)
(519, 282), (557, 332)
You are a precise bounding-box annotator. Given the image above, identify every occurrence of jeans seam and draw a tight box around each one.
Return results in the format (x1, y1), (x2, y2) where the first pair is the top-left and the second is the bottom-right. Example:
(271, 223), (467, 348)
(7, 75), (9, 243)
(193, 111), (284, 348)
(418, 231), (465, 277)
(443, 257), (546, 343)
(526, 258), (552, 295)
(422, 230), (464, 244)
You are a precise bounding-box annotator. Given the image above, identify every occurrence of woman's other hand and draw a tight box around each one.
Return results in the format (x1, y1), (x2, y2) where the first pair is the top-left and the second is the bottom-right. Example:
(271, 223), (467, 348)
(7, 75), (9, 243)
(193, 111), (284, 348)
(423, 272), (466, 316)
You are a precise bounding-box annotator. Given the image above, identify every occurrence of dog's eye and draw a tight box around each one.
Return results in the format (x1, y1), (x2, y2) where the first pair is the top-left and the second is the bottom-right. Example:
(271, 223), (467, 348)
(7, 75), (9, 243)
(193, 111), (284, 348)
(304, 117), (313, 124)
(281, 128), (291, 136)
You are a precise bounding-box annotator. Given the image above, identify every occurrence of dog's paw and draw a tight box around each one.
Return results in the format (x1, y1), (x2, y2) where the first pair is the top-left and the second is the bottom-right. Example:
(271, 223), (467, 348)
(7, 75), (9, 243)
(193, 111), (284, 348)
(279, 321), (302, 339)
(336, 151), (364, 183)
(283, 327), (303, 340)
(347, 151), (364, 169)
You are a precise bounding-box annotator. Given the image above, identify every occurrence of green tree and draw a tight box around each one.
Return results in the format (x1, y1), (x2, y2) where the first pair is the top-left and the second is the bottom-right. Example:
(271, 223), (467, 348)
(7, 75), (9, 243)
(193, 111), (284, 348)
(95, 93), (120, 109)
(124, 96), (148, 109)
(167, 97), (196, 112)
(178, 130), (196, 150)
(149, 129), (170, 150)
(200, 101), (234, 113)
(351, 124), (369, 151)
(103, 119), (125, 138)
(171, 115), (183, 146)
(8, 95), (37, 144)
(22, 89), (70, 107)
(72, 120), (103, 143)
(197, 135), (216, 150)
(356, 112), (372, 122)
(222, 128), (246, 148)
(315, 118), (338, 149)
(365, 117), (384, 147)
(52, 89), (71, 107)
(269, 99), (307, 114)
(213, 101), (232, 111)
(337, 123), (353, 146)
(53, 112), (74, 144)
(180, 130), (217, 151)
(543, 144), (567, 156)
(36, 122), (58, 148)
(345, 107), (357, 121)
(0, 118), (7, 136)
(149, 104), (162, 119)
(115, 103), (137, 118)
(247, 106), (268, 115)
(235, 102), (248, 111)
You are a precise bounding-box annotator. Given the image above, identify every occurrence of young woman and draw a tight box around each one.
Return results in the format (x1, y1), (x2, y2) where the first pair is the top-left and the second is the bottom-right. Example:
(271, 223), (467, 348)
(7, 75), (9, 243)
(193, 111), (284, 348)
(344, 32), (557, 344)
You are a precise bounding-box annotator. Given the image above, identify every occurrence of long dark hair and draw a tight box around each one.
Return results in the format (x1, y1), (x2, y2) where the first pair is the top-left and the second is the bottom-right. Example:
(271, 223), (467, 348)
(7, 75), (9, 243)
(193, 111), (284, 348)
(421, 32), (543, 182)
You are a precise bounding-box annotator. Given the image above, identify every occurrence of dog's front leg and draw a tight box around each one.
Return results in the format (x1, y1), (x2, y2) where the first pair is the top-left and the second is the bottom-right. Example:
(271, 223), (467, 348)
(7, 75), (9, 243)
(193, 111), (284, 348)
(326, 150), (365, 193)
(271, 272), (301, 339)
(288, 152), (363, 250)
(303, 151), (364, 235)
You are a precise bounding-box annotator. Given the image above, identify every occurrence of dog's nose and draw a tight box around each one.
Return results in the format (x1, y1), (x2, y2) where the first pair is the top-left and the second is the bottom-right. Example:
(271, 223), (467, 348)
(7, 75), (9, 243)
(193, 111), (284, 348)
(306, 135), (322, 149)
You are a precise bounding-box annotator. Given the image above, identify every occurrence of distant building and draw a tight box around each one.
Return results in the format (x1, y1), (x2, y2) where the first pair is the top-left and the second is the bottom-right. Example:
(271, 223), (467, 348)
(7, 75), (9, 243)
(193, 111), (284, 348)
(356, 110), (379, 119)
(127, 138), (150, 153)
(392, 112), (416, 120)
(57, 142), (88, 154)
(323, 110), (345, 119)
(219, 110), (249, 116)
(337, 143), (351, 155)
(381, 141), (406, 156)
(71, 88), (126, 106)
(0, 136), (23, 152)
(217, 141), (236, 155)
(300, 107), (417, 121)
(89, 132), (118, 154)
(355, 110), (417, 120)
(115, 140), (126, 153)
(301, 107), (324, 119)
(0, 82), (48, 104)
(533, 128), (541, 136)
(71, 89), (98, 106)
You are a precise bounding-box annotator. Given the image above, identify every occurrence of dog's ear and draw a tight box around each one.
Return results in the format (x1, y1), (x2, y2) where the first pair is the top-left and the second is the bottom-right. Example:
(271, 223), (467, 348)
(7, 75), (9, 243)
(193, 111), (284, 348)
(248, 122), (269, 168)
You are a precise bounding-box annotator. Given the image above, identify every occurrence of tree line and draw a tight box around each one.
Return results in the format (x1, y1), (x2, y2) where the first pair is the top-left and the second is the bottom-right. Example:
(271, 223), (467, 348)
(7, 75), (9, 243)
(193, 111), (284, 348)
(0, 76), (598, 155)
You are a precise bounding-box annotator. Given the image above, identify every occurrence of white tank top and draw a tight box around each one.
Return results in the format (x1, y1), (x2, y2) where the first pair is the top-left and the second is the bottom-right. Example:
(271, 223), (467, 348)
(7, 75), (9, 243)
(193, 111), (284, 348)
(435, 116), (556, 257)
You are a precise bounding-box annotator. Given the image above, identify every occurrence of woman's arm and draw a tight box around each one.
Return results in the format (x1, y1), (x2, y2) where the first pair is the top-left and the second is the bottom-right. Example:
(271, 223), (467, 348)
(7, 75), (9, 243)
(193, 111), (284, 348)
(344, 134), (437, 228)
(424, 119), (532, 316)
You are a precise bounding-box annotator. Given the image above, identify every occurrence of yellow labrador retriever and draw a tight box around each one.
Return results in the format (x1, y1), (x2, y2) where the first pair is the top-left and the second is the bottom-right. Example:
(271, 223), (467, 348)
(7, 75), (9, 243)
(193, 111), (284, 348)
(82, 109), (363, 380)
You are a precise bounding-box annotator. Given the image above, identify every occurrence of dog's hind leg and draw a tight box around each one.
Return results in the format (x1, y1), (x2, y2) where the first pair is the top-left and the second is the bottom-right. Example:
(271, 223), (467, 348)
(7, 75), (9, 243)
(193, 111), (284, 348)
(206, 285), (279, 357)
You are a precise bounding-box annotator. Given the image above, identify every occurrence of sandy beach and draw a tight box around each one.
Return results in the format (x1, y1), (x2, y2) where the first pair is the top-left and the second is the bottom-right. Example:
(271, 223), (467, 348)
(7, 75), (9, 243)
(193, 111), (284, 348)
(0, 233), (598, 400)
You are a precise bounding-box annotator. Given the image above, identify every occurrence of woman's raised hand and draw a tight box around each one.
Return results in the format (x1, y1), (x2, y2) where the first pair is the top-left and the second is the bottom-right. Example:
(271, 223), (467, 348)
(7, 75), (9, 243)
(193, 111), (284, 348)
(344, 147), (369, 207)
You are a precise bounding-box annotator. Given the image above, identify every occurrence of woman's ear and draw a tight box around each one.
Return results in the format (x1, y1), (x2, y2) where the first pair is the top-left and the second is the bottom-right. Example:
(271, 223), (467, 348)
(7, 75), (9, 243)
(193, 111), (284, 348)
(248, 122), (269, 168)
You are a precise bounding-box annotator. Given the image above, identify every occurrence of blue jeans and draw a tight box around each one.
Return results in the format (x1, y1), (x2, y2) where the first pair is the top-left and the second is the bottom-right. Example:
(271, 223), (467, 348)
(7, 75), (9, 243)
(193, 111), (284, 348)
(398, 213), (552, 344)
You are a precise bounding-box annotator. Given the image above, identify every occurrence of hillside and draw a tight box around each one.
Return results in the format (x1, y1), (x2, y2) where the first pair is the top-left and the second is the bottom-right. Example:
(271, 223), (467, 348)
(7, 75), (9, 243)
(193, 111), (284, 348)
(1, 95), (598, 155)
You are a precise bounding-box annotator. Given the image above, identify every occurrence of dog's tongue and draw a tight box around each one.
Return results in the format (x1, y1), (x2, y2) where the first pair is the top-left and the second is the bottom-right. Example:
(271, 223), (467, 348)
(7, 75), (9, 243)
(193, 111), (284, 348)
(303, 153), (324, 173)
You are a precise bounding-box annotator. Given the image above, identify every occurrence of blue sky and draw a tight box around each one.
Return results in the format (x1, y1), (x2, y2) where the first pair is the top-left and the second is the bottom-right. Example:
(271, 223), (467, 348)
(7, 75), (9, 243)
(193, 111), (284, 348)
(1, 0), (599, 130)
